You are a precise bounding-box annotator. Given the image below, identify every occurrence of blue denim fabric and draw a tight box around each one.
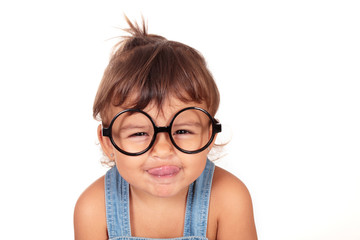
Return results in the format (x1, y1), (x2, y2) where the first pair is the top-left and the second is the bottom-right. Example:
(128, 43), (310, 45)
(105, 159), (215, 240)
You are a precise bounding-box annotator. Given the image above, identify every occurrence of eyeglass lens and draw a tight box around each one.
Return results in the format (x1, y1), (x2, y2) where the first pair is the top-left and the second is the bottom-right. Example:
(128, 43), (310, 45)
(110, 109), (213, 155)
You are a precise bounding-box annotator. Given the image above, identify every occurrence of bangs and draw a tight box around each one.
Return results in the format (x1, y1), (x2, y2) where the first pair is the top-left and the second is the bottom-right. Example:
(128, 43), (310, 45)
(110, 41), (217, 116)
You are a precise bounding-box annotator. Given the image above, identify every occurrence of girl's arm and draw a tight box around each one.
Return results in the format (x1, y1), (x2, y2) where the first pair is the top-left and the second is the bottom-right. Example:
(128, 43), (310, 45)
(212, 167), (257, 240)
(74, 176), (108, 240)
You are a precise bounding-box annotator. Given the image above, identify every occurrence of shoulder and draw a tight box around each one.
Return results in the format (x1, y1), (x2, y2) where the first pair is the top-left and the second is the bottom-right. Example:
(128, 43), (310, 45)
(74, 175), (108, 240)
(211, 166), (252, 207)
(210, 166), (257, 240)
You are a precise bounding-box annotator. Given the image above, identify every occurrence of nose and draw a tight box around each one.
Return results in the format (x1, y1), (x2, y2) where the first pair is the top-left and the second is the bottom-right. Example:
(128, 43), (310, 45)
(150, 132), (174, 158)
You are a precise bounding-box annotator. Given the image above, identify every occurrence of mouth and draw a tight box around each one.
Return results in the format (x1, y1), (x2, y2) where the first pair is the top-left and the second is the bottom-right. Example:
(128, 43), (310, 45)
(147, 165), (181, 178)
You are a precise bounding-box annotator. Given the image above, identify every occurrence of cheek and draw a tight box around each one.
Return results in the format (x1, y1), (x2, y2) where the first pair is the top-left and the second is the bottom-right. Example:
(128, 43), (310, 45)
(197, 150), (210, 162)
(114, 155), (146, 187)
(114, 154), (144, 173)
(184, 153), (208, 174)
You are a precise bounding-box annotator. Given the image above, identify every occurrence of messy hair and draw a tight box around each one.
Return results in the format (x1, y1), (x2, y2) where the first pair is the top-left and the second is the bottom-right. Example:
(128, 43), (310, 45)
(93, 17), (220, 127)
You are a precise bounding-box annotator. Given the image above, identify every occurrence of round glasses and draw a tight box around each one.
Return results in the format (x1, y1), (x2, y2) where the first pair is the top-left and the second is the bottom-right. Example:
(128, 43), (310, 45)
(102, 107), (222, 156)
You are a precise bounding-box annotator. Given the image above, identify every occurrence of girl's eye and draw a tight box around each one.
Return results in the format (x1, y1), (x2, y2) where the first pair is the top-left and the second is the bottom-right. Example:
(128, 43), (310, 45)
(130, 132), (148, 137)
(174, 129), (192, 135)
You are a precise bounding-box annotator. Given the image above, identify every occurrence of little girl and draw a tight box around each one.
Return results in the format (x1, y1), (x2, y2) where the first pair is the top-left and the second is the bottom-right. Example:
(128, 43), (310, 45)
(74, 17), (257, 240)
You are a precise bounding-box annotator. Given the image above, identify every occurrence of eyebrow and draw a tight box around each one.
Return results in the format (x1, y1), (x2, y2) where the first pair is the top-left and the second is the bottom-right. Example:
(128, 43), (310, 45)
(172, 121), (202, 128)
(119, 124), (151, 131)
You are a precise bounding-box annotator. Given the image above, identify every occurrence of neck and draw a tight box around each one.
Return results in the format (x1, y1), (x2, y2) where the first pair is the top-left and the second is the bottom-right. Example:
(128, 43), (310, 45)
(129, 185), (189, 238)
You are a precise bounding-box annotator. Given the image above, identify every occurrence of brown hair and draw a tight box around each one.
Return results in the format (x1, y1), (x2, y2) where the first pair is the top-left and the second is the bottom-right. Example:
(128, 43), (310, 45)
(93, 17), (220, 126)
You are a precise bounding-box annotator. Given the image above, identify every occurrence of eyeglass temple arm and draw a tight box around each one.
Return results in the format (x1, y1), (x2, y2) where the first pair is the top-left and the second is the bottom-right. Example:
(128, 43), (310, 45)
(214, 119), (222, 133)
(102, 126), (111, 137)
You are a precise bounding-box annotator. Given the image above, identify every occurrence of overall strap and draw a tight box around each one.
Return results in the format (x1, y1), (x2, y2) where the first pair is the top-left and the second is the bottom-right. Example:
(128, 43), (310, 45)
(105, 167), (132, 238)
(183, 159), (215, 237)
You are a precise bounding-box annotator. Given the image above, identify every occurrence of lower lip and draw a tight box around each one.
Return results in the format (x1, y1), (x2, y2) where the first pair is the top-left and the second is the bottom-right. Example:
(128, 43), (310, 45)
(147, 166), (180, 178)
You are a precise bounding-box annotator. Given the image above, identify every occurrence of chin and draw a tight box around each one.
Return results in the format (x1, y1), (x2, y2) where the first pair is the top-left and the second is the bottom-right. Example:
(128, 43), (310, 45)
(151, 185), (187, 198)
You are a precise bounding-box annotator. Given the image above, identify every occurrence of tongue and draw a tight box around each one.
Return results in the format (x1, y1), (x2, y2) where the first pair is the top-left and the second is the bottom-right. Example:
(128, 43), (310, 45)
(147, 166), (180, 176)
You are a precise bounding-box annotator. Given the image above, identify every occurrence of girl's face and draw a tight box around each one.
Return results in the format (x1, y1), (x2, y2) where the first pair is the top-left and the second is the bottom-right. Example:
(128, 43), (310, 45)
(99, 98), (213, 199)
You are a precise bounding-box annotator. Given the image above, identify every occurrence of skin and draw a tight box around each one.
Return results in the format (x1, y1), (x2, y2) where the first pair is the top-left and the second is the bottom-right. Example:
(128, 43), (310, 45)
(74, 99), (257, 240)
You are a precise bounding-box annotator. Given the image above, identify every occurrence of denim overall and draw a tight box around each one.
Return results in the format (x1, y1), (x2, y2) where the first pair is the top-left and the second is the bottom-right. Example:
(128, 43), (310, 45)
(105, 159), (215, 240)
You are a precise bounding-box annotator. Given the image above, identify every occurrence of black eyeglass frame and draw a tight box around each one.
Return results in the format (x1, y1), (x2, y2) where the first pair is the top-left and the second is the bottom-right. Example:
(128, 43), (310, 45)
(102, 107), (222, 156)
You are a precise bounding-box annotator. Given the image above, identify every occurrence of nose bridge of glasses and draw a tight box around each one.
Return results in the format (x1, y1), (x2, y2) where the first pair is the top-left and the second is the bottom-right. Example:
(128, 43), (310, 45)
(153, 126), (172, 145)
(156, 126), (171, 133)
(151, 125), (174, 152)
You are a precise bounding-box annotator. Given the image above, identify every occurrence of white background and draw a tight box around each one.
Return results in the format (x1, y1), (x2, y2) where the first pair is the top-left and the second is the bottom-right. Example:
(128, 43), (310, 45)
(0, 1), (359, 239)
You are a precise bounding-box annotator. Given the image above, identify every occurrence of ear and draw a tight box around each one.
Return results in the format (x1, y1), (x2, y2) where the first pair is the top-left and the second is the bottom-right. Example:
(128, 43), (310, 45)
(97, 124), (115, 159)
